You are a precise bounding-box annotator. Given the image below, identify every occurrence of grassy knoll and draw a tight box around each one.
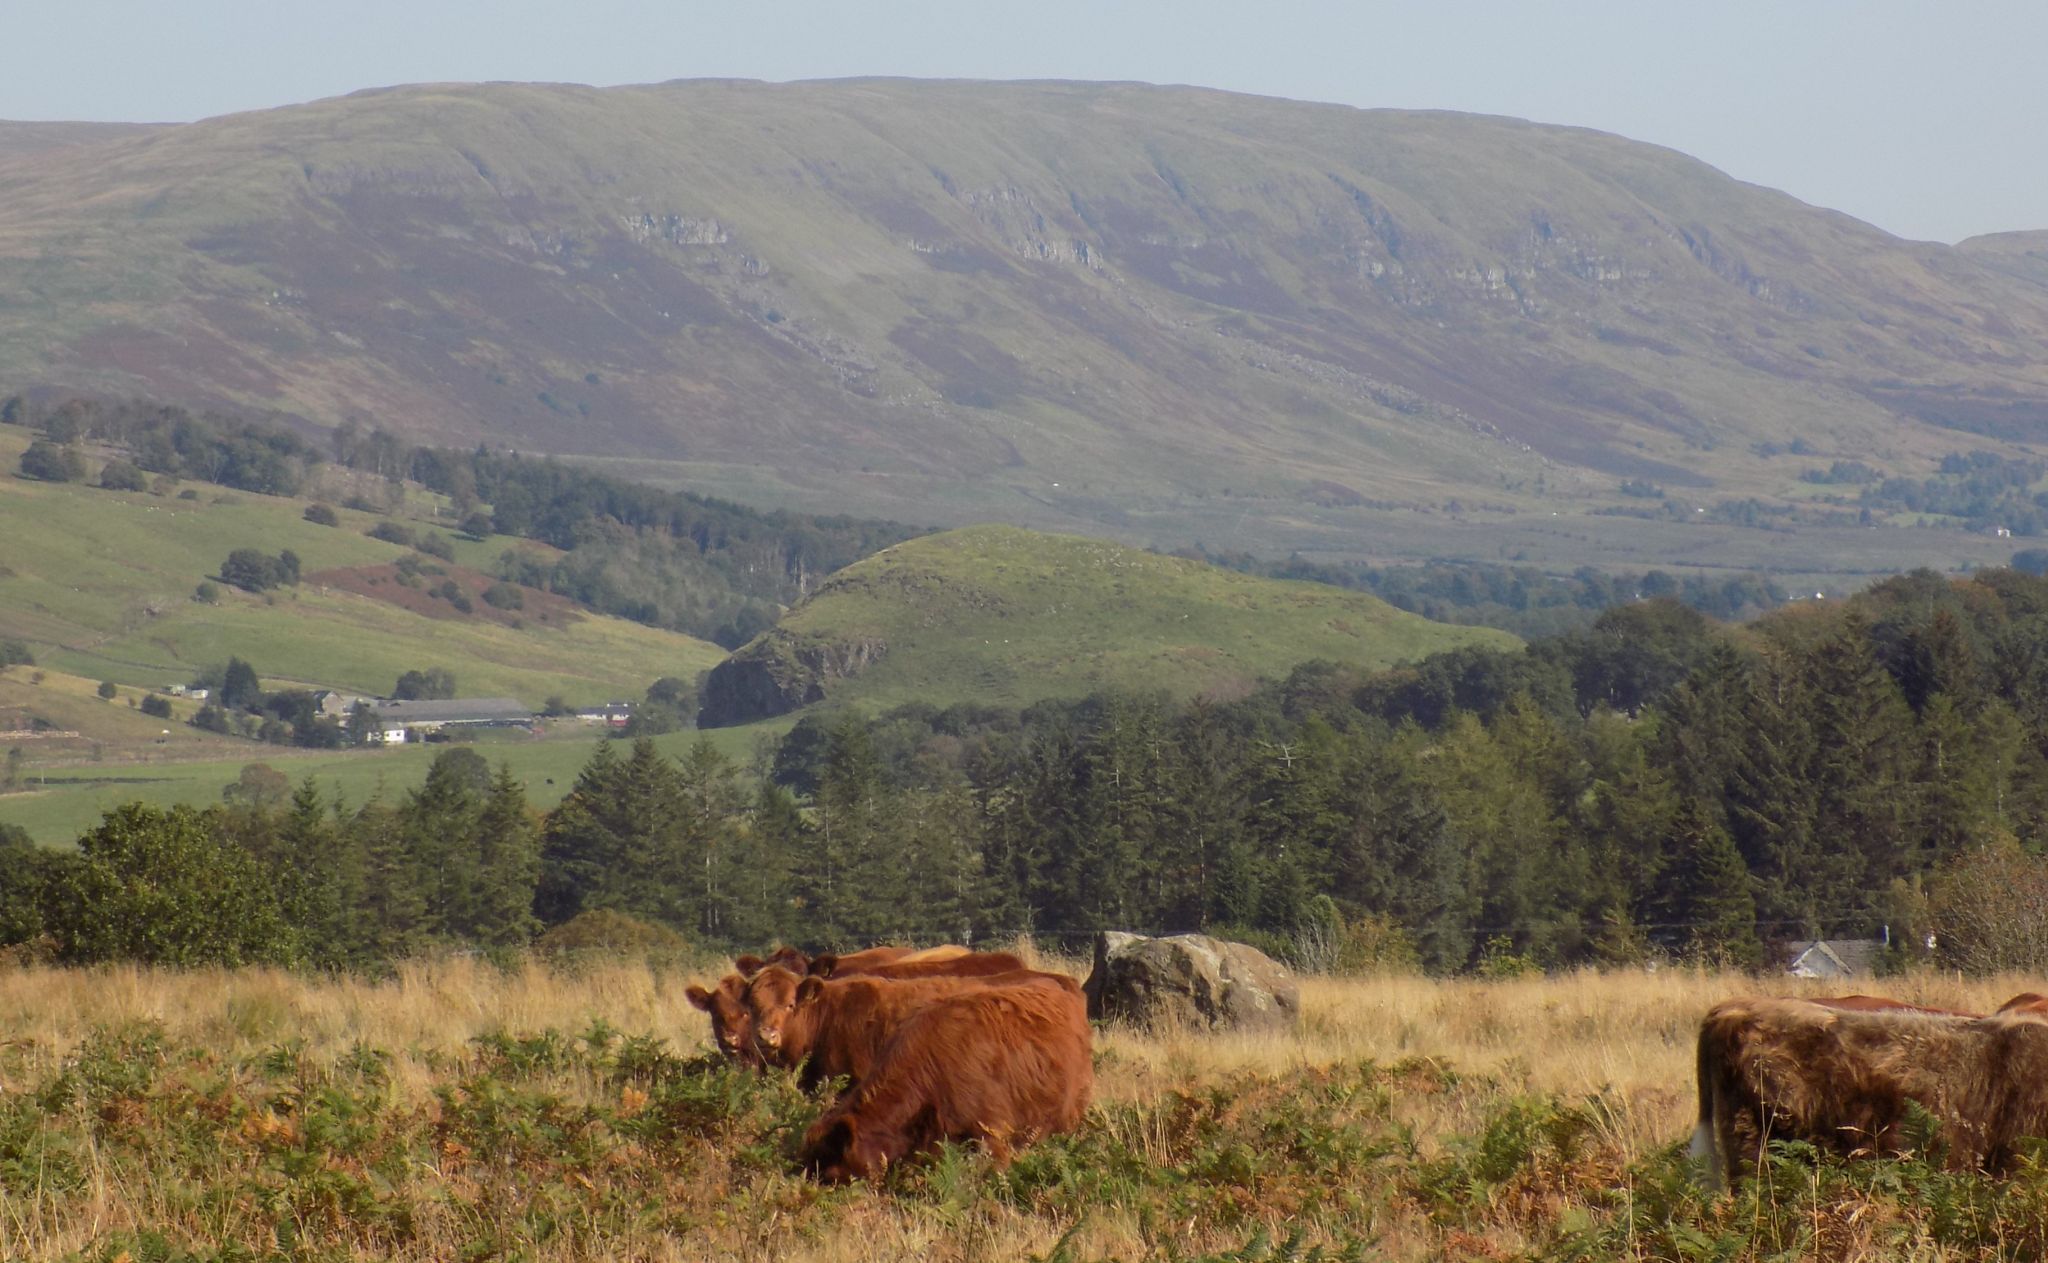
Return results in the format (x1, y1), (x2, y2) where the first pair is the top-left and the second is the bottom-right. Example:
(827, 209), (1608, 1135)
(706, 524), (1518, 721)
(2, 959), (2042, 1260)
(0, 718), (790, 846)
(0, 427), (722, 711)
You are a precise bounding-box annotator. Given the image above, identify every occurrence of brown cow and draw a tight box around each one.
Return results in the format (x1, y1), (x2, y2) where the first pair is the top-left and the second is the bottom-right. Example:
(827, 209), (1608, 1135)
(811, 949), (1026, 981)
(1812, 994), (1975, 1016)
(690, 946), (983, 1063)
(747, 965), (1079, 1091)
(799, 978), (1093, 1182)
(684, 974), (761, 1066)
(1690, 997), (2048, 1191)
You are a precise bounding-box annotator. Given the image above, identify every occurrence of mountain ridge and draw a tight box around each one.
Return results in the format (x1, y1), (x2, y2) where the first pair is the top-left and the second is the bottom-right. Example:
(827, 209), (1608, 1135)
(2, 78), (2044, 568)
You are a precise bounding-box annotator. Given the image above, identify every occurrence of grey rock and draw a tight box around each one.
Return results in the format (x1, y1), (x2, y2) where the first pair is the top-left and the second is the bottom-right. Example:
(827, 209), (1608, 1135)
(1084, 930), (1300, 1033)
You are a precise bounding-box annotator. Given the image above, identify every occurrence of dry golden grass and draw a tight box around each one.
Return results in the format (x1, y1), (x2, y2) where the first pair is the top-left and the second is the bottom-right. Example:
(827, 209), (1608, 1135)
(0, 957), (2040, 1262)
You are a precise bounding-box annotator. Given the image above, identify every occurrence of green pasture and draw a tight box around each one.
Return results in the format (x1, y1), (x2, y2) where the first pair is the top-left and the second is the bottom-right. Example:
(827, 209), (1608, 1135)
(0, 428), (723, 705)
(0, 717), (791, 846)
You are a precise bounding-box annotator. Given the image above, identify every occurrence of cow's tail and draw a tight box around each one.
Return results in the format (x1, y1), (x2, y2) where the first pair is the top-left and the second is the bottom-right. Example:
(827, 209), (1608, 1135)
(1688, 1016), (1726, 1194)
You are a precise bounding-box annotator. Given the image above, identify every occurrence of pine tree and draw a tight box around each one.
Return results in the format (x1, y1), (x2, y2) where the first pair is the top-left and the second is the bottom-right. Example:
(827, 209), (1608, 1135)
(898, 784), (984, 944)
(1066, 697), (1169, 931)
(807, 715), (900, 943)
(740, 781), (806, 946)
(1801, 614), (1915, 915)
(1656, 797), (1761, 968)
(1721, 644), (1822, 932)
(1900, 605), (1982, 714)
(676, 738), (748, 942)
(1017, 721), (1087, 932)
(966, 737), (1032, 937)
(350, 799), (429, 962)
(275, 777), (356, 968)
(1161, 700), (1250, 932)
(610, 738), (692, 927)
(536, 741), (626, 925)
(469, 764), (541, 948)
(402, 747), (490, 939)
(1373, 732), (1472, 973)
(1915, 692), (1993, 867)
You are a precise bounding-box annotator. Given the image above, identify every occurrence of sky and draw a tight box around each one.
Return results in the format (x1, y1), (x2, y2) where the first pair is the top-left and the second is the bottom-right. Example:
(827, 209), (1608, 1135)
(6, 0), (2043, 244)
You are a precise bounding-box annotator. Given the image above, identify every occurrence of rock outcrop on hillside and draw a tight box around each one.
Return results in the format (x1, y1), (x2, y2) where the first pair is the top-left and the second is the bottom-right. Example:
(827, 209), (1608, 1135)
(1083, 930), (1301, 1033)
(695, 631), (887, 727)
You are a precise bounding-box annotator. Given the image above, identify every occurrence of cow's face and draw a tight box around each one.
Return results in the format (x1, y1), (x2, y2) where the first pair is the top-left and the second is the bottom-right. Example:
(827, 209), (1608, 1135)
(802, 1112), (888, 1183)
(744, 967), (817, 1058)
(686, 975), (760, 1066)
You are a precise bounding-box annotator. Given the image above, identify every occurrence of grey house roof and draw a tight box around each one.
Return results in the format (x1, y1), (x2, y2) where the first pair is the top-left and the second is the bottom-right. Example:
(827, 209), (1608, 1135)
(372, 698), (534, 725)
(1785, 938), (1884, 979)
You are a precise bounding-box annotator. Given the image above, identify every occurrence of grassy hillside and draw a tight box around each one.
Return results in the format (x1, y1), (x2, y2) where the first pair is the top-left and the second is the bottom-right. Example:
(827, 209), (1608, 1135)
(0, 427), (723, 711)
(700, 523), (1518, 722)
(1, 80), (2044, 574)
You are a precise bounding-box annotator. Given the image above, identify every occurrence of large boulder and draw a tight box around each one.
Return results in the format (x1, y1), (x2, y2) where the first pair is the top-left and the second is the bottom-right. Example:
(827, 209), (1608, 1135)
(1083, 931), (1300, 1033)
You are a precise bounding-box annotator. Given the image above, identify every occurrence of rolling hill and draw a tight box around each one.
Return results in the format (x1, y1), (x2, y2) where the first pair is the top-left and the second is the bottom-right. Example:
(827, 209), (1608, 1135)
(1, 79), (2045, 574)
(0, 426), (725, 712)
(697, 523), (1520, 724)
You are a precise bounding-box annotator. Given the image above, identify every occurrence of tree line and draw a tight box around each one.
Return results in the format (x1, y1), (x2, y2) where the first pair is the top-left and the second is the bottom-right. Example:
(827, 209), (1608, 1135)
(4, 391), (922, 647)
(1178, 548), (1787, 637)
(9, 565), (2048, 975)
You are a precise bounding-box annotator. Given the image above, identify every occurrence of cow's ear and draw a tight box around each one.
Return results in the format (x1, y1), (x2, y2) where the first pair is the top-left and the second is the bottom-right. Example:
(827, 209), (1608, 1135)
(797, 976), (826, 1004)
(685, 984), (713, 1011)
(810, 953), (839, 977)
(735, 954), (765, 978)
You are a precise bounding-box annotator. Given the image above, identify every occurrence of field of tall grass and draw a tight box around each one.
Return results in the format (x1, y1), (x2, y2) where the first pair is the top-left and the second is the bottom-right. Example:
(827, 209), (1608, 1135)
(4, 955), (2046, 1262)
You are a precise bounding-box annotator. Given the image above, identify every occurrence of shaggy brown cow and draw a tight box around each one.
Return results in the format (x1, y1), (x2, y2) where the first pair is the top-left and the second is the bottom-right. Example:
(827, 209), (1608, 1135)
(1690, 997), (2048, 1191)
(747, 965), (1079, 1090)
(799, 978), (1093, 1182)
(810, 949), (1026, 981)
(1812, 994), (1974, 1016)
(693, 946), (986, 1064)
(684, 974), (760, 1066)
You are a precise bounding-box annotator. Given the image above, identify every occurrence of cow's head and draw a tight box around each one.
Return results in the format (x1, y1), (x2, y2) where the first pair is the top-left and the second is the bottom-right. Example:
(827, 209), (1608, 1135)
(685, 974), (761, 1066)
(744, 967), (819, 1060)
(801, 1112), (886, 1183)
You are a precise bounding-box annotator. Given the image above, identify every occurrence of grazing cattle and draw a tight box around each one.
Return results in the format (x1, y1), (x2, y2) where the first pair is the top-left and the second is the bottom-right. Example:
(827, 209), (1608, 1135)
(747, 965), (1079, 1090)
(684, 974), (761, 1066)
(1690, 997), (2048, 1191)
(691, 945), (986, 1063)
(811, 949), (1026, 981)
(799, 978), (1093, 1182)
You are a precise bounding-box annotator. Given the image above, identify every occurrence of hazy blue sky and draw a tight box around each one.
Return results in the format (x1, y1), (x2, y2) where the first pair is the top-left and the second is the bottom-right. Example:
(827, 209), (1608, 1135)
(8, 0), (2042, 243)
